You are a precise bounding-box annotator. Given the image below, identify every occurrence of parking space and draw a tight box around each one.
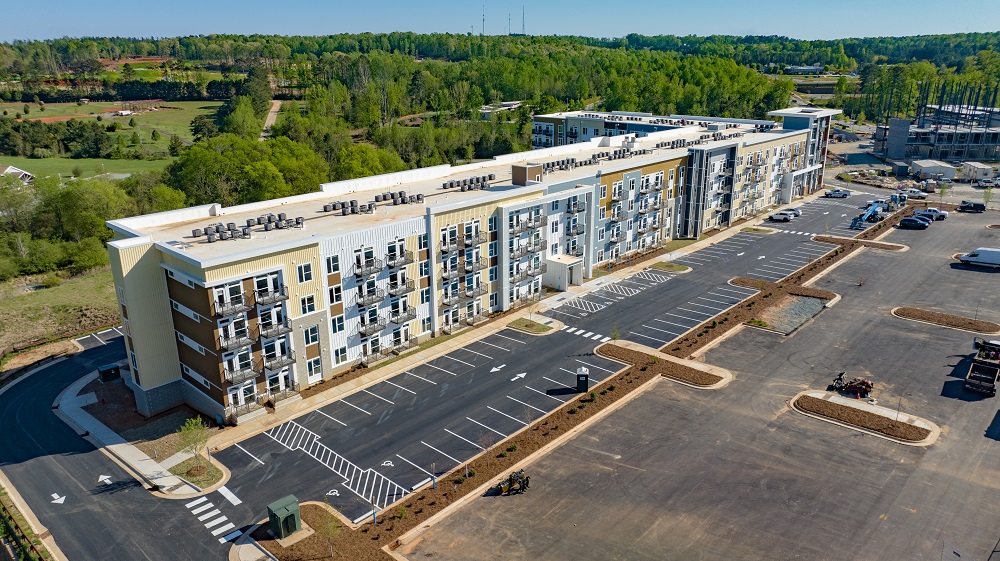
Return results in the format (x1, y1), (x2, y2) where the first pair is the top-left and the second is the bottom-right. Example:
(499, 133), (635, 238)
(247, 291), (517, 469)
(763, 194), (878, 237)
(73, 326), (125, 349)
(547, 269), (677, 321)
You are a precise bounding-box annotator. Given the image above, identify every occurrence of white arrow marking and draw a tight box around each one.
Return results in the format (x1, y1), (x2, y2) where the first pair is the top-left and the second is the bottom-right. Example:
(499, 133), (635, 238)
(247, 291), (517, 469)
(757, 255), (766, 260)
(51, 493), (65, 504)
(98, 475), (112, 485)
(842, 213), (848, 217)
(490, 364), (506, 373)
(510, 373), (526, 381)
(823, 211), (829, 215)
(736, 252), (745, 256)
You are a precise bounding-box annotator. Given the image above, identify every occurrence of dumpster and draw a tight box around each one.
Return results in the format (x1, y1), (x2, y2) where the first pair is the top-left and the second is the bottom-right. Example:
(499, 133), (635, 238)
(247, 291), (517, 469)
(267, 495), (301, 539)
(98, 364), (121, 382)
(576, 367), (589, 393)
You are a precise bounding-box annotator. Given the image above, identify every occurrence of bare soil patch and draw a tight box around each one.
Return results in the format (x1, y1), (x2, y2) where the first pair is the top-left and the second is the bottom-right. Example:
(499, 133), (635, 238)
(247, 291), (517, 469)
(598, 343), (720, 386)
(1, 340), (77, 372)
(795, 395), (930, 441)
(894, 307), (1000, 334)
(508, 318), (552, 333)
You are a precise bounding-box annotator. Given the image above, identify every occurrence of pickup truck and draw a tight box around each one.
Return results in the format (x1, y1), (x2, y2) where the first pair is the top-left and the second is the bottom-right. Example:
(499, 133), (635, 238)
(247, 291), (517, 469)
(965, 338), (1000, 396)
(824, 188), (851, 198)
(958, 200), (987, 212)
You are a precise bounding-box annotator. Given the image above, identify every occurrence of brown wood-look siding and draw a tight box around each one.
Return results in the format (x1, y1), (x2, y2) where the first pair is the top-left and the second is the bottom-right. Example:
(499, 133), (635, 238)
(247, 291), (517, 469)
(166, 276), (213, 318)
(305, 344), (320, 360)
(171, 309), (217, 350)
(177, 342), (224, 384)
(419, 276), (430, 290)
(418, 249), (429, 261)
(120, 304), (128, 320)
(329, 302), (344, 318)
(327, 272), (342, 287)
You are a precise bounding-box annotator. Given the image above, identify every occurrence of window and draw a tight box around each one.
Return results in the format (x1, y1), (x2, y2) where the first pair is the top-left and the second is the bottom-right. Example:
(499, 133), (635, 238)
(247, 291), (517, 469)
(583, 127), (588, 135)
(551, 243), (559, 255)
(307, 357), (322, 379)
(600, 207), (607, 220)
(116, 286), (126, 305)
(421, 318), (431, 333)
(490, 293), (498, 307)
(297, 263), (313, 283)
(331, 315), (344, 334)
(421, 288), (431, 304)
(598, 228), (605, 241)
(304, 325), (319, 345)
(334, 347), (348, 365)
(629, 178), (635, 191)
(601, 185), (607, 198)
(551, 220), (558, 234)
(418, 234), (429, 250)
(300, 295), (316, 315)
(489, 266), (498, 282)
(628, 200), (634, 212)
(551, 201), (559, 211)
(419, 261), (430, 277)
(325, 255), (340, 274)
(597, 250), (604, 262)
(488, 216), (497, 232)
(489, 241), (498, 257)
(328, 285), (342, 304)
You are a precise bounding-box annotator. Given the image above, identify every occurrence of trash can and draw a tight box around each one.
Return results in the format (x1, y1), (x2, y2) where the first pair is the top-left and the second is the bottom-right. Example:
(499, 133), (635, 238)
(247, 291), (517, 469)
(267, 495), (301, 539)
(98, 364), (121, 383)
(576, 367), (589, 393)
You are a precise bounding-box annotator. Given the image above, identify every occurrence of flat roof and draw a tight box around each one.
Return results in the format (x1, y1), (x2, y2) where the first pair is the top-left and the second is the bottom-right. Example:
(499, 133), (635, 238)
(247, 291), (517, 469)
(767, 107), (842, 119)
(911, 159), (955, 169)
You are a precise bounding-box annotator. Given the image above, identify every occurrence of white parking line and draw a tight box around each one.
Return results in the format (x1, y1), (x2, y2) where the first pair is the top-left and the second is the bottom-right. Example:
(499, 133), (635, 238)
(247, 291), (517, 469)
(575, 359), (616, 373)
(663, 312), (702, 322)
(676, 307), (712, 316)
(421, 441), (462, 464)
(397, 454), (435, 477)
(98, 329), (114, 335)
(444, 429), (484, 450)
(687, 302), (725, 311)
(186, 497), (208, 508)
(441, 355), (475, 367)
(677, 254), (712, 262)
(406, 371), (438, 384)
(771, 257), (806, 265)
(526, 386), (565, 402)
(654, 318), (694, 329)
(492, 333), (527, 344)
(507, 395), (546, 413)
(487, 406), (528, 426)
(385, 380), (417, 394)
(362, 389), (395, 405)
(715, 287), (753, 295)
(547, 307), (583, 319)
(233, 443), (265, 466)
(424, 363), (456, 376)
(461, 348), (493, 360)
(758, 264), (797, 272)
(629, 332), (667, 344)
(641, 324), (679, 335)
(544, 376), (576, 391)
(91, 334), (106, 346)
(340, 399), (372, 415)
(706, 293), (740, 301)
(112, 327), (124, 337)
(698, 296), (732, 306)
(476, 340), (510, 352)
(466, 417), (507, 437)
(314, 409), (347, 426)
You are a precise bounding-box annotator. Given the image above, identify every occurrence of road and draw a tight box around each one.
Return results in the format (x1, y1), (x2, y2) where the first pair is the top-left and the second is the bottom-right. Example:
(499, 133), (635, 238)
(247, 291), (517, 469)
(259, 100), (282, 141)
(0, 332), (230, 561)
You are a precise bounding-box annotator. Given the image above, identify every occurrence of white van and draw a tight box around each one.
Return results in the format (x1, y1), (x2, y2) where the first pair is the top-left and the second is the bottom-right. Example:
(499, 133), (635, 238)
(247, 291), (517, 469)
(960, 248), (1000, 268)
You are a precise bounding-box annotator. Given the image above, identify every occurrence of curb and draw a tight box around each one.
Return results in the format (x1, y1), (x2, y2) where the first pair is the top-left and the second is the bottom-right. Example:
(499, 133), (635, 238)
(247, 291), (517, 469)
(889, 307), (1000, 336)
(788, 390), (940, 447)
(603, 340), (733, 390)
(0, 470), (70, 561)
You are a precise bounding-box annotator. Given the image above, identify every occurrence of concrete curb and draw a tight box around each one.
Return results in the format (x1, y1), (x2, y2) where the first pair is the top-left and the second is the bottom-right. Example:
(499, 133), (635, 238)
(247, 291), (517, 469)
(889, 307), (1000, 336)
(608, 340), (733, 390)
(789, 390), (940, 447)
(229, 520), (277, 561)
(507, 317), (564, 336)
(0, 469), (70, 561)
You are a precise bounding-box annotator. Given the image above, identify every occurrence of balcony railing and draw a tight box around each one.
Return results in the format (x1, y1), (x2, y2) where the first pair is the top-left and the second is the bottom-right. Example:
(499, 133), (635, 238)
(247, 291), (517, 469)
(214, 295), (252, 318)
(441, 267), (461, 280)
(464, 258), (487, 273)
(637, 205), (651, 215)
(225, 400), (263, 420)
(225, 365), (261, 385)
(354, 258), (383, 277)
(567, 201), (586, 214)
(463, 285), (488, 300)
(609, 232), (625, 243)
(265, 384), (300, 405)
(440, 239), (460, 254)
(382, 337), (416, 356)
(567, 130), (578, 138)
(639, 184), (652, 195)
(509, 216), (547, 235)
(264, 350), (296, 371)
(387, 279), (415, 297)
(259, 319), (293, 340)
(254, 285), (288, 306)
(219, 332), (256, 352)
(649, 200), (662, 211)
(511, 241), (543, 259)
(572, 246), (585, 257)
(611, 191), (623, 202)
(465, 312), (489, 326)
(385, 250), (414, 269)
(355, 288), (385, 308)
(461, 233), (485, 247)
(569, 224), (586, 236)
(441, 293), (461, 307)
(513, 263), (547, 282)
(389, 308), (417, 324)
(607, 212), (623, 223)
(358, 318), (387, 337)
(639, 221), (660, 234)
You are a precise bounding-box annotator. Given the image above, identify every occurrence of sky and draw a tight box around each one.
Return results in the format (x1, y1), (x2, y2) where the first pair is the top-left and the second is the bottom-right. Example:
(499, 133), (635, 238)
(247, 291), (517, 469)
(6, 0), (1000, 42)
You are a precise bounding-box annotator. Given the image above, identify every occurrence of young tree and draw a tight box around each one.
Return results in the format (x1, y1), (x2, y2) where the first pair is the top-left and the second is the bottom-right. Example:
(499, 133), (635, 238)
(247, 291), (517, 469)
(168, 135), (184, 156)
(130, 131), (141, 146)
(151, 129), (160, 141)
(189, 115), (219, 142)
(317, 499), (341, 558)
(121, 63), (136, 81)
(177, 417), (210, 468)
(984, 186), (994, 207)
(128, 117), (136, 128)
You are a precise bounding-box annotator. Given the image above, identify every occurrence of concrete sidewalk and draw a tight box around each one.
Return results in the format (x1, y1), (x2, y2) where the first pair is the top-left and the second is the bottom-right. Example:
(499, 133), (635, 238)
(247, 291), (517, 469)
(54, 370), (198, 496)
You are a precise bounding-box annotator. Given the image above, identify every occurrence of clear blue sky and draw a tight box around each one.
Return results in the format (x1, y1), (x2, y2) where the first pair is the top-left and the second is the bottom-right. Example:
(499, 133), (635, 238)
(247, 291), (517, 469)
(7, 0), (1000, 42)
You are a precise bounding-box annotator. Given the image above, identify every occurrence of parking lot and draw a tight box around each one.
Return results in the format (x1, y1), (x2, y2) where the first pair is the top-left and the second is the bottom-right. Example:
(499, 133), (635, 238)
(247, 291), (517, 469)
(402, 210), (1000, 560)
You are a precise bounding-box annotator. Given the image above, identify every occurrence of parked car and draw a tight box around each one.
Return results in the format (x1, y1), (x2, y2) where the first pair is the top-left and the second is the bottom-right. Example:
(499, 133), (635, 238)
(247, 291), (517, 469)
(908, 213), (934, 226)
(914, 207), (949, 221)
(978, 178), (995, 188)
(825, 188), (851, 198)
(787, 207), (803, 217)
(865, 198), (887, 208)
(769, 210), (795, 222)
(959, 247), (1000, 268)
(898, 217), (930, 229)
(958, 200), (987, 212)
(905, 189), (928, 199)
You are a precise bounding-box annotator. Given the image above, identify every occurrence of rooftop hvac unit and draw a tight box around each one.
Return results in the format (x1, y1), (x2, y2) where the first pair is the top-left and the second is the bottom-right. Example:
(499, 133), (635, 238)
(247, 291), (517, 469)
(219, 230), (231, 240)
(489, 173), (495, 180)
(242, 227), (252, 238)
(192, 228), (203, 238)
(276, 220), (286, 229)
(295, 217), (304, 226)
(323, 204), (332, 212)
(246, 219), (256, 228)
(232, 229), (243, 239)
(278, 212), (287, 221)
(416, 194), (424, 202)
(226, 222), (236, 231)
(204, 225), (215, 235)
(207, 234), (216, 243)
(375, 194), (383, 202)
(255, 217), (265, 225)
(340, 208), (348, 216)
(461, 185), (468, 192)
(264, 222), (273, 231)
(350, 200), (358, 208)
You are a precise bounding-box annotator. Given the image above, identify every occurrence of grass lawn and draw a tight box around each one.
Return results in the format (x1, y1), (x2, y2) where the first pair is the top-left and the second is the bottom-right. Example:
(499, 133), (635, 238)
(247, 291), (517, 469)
(0, 155), (173, 179)
(741, 227), (775, 234)
(169, 456), (224, 489)
(508, 317), (552, 333)
(649, 261), (691, 273)
(124, 101), (222, 141)
(0, 100), (119, 119)
(0, 268), (118, 351)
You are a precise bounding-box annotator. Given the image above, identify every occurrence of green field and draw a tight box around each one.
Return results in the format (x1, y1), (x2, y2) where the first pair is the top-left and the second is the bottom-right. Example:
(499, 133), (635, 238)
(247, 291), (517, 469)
(125, 101), (222, 141)
(0, 155), (173, 179)
(0, 100), (119, 119)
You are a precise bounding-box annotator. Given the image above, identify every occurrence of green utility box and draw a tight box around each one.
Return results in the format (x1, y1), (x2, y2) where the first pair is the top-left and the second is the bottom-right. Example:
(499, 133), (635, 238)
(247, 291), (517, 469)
(267, 495), (301, 539)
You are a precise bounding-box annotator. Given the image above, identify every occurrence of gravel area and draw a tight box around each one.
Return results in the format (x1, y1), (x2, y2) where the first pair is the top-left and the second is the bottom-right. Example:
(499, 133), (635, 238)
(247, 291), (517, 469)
(894, 307), (1000, 334)
(795, 395), (930, 441)
(756, 295), (827, 334)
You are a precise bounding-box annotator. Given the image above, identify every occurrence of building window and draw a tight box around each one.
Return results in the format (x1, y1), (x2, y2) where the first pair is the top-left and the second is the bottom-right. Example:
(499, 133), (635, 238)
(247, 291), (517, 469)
(331, 315), (344, 334)
(490, 293), (498, 307)
(601, 185), (607, 199)
(550, 243), (559, 255)
(325, 255), (340, 274)
(420, 261), (430, 277)
(488, 216), (497, 232)
(297, 263), (313, 283)
(550, 220), (558, 234)
(629, 178), (635, 191)
(304, 325), (319, 345)
(489, 266), (498, 282)
(600, 207), (607, 220)
(551, 201), (559, 211)
(307, 357), (322, 378)
(489, 241), (498, 257)
(421, 288), (431, 304)
(418, 234), (428, 250)
(329, 285), (342, 304)
(300, 295), (316, 315)
(628, 200), (634, 212)
(583, 127), (588, 135)
(597, 250), (604, 262)
(421, 318), (431, 333)
(598, 228), (605, 241)
(334, 347), (347, 365)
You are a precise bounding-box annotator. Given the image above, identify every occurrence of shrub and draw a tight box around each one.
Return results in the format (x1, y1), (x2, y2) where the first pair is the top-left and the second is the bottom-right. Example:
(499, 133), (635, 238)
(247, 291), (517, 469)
(96, 115), (102, 121)
(590, 390), (597, 402)
(506, 444), (517, 452)
(578, 403), (586, 409)
(498, 451), (508, 457)
(467, 469), (476, 477)
(42, 274), (62, 288)
(455, 476), (465, 484)
(568, 408), (578, 414)
(608, 384), (616, 391)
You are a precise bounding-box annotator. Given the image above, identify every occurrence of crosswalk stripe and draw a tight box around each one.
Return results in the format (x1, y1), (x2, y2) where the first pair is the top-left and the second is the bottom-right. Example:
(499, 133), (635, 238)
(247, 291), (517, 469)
(191, 503), (214, 515)
(218, 486), (242, 506)
(219, 530), (243, 544)
(590, 333), (603, 340)
(601, 337), (611, 342)
(185, 497), (208, 508)
(582, 331), (594, 338)
(560, 325), (567, 330)
(204, 515), (228, 528)
(211, 523), (236, 536)
(198, 509), (221, 522)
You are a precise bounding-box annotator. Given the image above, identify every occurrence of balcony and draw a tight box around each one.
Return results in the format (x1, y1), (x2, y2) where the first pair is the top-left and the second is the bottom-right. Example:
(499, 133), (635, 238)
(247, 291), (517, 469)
(354, 258), (383, 277)
(567, 130), (578, 138)
(389, 308), (417, 324)
(225, 400), (263, 420)
(219, 332), (256, 352)
(214, 295), (252, 318)
(610, 191), (623, 202)
(464, 285), (488, 299)
(440, 239), (460, 254)
(569, 223), (586, 236)
(567, 201), (586, 214)
(465, 312), (489, 326)
(358, 318), (387, 337)
(254, 285), (288, 306)
(265, 384), (299, 404)
(639, 184), (652, 195)
(464, 258), (487, 274)
(225, 364), (261, 385)
(509, 216), (547, 235)
(461, 233), (485, 248)
(609, 232), (625, 243)
(513, 263), (547, 282)
(355, 288), (385, 308)
(649, 200), (662, 211)
(639, 222), (660, 234)
(441, 292), (461, 307)
(387, 279), (415, 297)
(385, 250), (414, 269)
(572, 246), (585, 257)
(441, 267), (461, 281)
(264, 350), (296, 371)
(637, 205), (651, 215)
(384, 336), (416, 355)
(607, 212), (623, 223)
(259, 319), (293, 340)
(511, 241), (542, 259)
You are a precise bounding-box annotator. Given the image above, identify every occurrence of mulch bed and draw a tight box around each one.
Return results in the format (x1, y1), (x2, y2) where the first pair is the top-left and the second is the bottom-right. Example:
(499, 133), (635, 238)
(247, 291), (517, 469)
(255, 344), (665, 561)
(894, 307), (1000, 334)
(812, 236), (905, 251)
(794, 395), (930, 441)
(597, 343), (721, 386)
(988, 225), (1000, 230)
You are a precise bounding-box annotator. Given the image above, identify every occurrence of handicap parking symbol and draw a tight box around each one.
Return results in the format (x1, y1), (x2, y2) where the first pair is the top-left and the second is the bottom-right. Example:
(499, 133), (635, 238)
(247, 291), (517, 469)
(381, 460), (394, 468)
(326, 490), (339, 497)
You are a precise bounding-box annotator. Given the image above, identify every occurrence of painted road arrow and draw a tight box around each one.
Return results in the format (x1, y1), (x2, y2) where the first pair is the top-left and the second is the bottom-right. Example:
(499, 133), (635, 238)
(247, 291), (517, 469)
(736, 252), (745, 256)
(51, 493), (65, 504)
(98, 475), (112, 485)
(510, 373), (526, 381)
(490, 364), (506, 373)
(757, 255), (766, 260)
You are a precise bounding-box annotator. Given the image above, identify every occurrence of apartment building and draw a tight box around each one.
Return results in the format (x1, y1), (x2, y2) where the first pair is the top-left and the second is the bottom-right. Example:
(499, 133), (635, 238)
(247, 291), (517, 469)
(107, 105), (837, 423)
(875, 104), (1000, 162)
